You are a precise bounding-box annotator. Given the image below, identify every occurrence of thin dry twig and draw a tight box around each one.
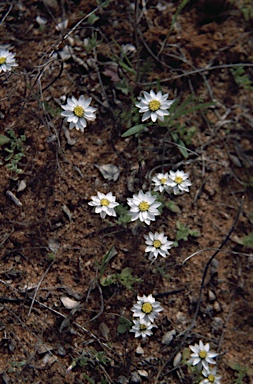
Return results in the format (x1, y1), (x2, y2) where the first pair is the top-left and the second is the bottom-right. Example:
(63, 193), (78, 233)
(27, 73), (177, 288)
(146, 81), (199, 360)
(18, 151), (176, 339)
(27, 260), (54, 317)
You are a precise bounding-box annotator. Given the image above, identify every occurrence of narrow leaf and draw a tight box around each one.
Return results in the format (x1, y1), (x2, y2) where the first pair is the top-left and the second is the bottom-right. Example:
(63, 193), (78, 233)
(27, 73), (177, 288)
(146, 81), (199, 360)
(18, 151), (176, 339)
(121, 124), (145, 138)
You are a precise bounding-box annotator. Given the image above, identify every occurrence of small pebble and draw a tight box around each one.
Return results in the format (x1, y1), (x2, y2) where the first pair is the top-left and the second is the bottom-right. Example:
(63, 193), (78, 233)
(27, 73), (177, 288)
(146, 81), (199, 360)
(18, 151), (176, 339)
(173, 352), (182, 367)
(208, 290), (216, 302)
(213, 301), (221, 313)
(130, 371), (141, 383)
(136, 344), (144, 355)
(117, 376), (129, 384)
(161, 329), (176, 345)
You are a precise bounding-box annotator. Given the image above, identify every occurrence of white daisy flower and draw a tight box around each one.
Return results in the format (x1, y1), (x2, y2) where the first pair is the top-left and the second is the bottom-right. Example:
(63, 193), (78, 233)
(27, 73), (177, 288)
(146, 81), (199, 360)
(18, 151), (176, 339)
(188, 340), (218, 371)
(167, 170), (191, 195)
(152, 172), (172, 193)
(131, 294), (164, 323)
(130, 319), (156, 339)
(200, 367), (222, 384)
(61, 95), (96, 132)
(135, 90), (174, 122)
(88, 191), (119, 219)
(127, 190), (161, 225)
(144, 232), (173, 261)
(0, 49), (18, 73)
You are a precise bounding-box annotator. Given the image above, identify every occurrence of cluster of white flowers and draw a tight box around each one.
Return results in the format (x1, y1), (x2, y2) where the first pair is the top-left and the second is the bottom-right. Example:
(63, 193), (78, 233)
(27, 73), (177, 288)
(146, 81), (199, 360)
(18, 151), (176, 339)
(130, 294), (163, 339)
(188, 340), (221, 383)
(0, 48), (18, 73)
(152, 170), (191, 195)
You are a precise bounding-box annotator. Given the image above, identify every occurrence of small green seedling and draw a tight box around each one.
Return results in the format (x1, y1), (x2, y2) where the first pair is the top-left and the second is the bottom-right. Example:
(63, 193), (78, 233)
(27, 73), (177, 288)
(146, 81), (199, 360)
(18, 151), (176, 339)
(174, 221), (200, 247)
(228, 361), (253, 384)
(235, 232), (253, 249)
(117, 316), (132, 334)
(230, 66), (253, 90)
(100, 267), (142, 290)
(115, 204), (132, 225)
(0, 129), (26, 174)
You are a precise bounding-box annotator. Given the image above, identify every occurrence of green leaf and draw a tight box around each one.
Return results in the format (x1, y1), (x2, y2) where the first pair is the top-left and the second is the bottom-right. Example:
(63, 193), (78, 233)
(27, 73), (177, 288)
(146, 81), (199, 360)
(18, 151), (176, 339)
(100, 274), (117, 286)
(176, 221), (190, 241)
(241, 233), (253, 249)
(87, 13), (99, 25)
(0, 135), (11, 146)
(117, 324), (128, 333)
(82, 373), (95, 384)
(189, 229), (201, 238)
(117, 317), (132, 333)
(119, 267), (132, 277)
(99, 246), (117, 275)
(118, 267), (142, 289)
(121, 124), (145, 138)
(178, 139), (189, 159)
(164, 200), (181, 213)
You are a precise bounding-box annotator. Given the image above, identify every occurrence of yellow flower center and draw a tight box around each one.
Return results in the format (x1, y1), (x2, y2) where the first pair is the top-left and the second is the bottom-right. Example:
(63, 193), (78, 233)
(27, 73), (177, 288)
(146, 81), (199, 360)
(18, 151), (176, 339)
(175, 176), (183, 184)
(149, 100), (161, 111)
(208, 375), (215, 383)
(100, 198), (109, 206)
(140, 324), (147, 331)
(199, 350), (207, 359)
(139, 201), (150, 212)
(0, 57), (6, 65)
(141, 302), (153, 314)
(73, 105), (84, 117)
(160, 177), (167, 184)
(153, 240), (161, 248)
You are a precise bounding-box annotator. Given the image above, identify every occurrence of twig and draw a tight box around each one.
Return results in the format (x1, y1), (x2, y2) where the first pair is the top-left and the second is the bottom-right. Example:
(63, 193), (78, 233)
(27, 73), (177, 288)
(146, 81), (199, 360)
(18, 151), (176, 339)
(27, 260), (54, 317)
(0, 3), (13, 25)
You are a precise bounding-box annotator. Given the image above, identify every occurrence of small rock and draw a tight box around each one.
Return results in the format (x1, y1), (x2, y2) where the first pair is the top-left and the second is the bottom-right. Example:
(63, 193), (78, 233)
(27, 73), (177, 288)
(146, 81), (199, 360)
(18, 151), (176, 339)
(161, 329), (176, 345)
(57, 345), (66, 356)
(137, 370), (148, 378)
(117, 375), (129, 384)
(208, 290), (216, 302)
(176, 312), (186, 323)
(136, 344), (144, 355)
(213, 301), (222, 313)
(130, 371), (141, 383)
(211, 316), (224, 332)
(211, 259), (219, 270)
(99, 322), (110, 341)
(17, 180), (27, 192)
(173, 352), (182, 367)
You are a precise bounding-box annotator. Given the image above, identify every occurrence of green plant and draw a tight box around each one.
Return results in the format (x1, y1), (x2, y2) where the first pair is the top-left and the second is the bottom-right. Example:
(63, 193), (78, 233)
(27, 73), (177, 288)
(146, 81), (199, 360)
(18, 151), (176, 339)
(84, 31), (102, 53)
(100, 267), (142, 290)
(98, 247), (142, 290)
(115, 204), (132, 225)
(174, 221), (200, 247)
(111, 38), (136, 75)
(235, 0), (253, 21)
(121, 94), (214, 158)
(117, 316), (132, 334)
(165, 96), (214, 158)
(228, 361), (253, 384)
(236, 232), (253, 249)
(0, 129), (26, 174)
(164, 199), (181, 213)
(230, 66), (253, 90)
(7, 360), (27, 373)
